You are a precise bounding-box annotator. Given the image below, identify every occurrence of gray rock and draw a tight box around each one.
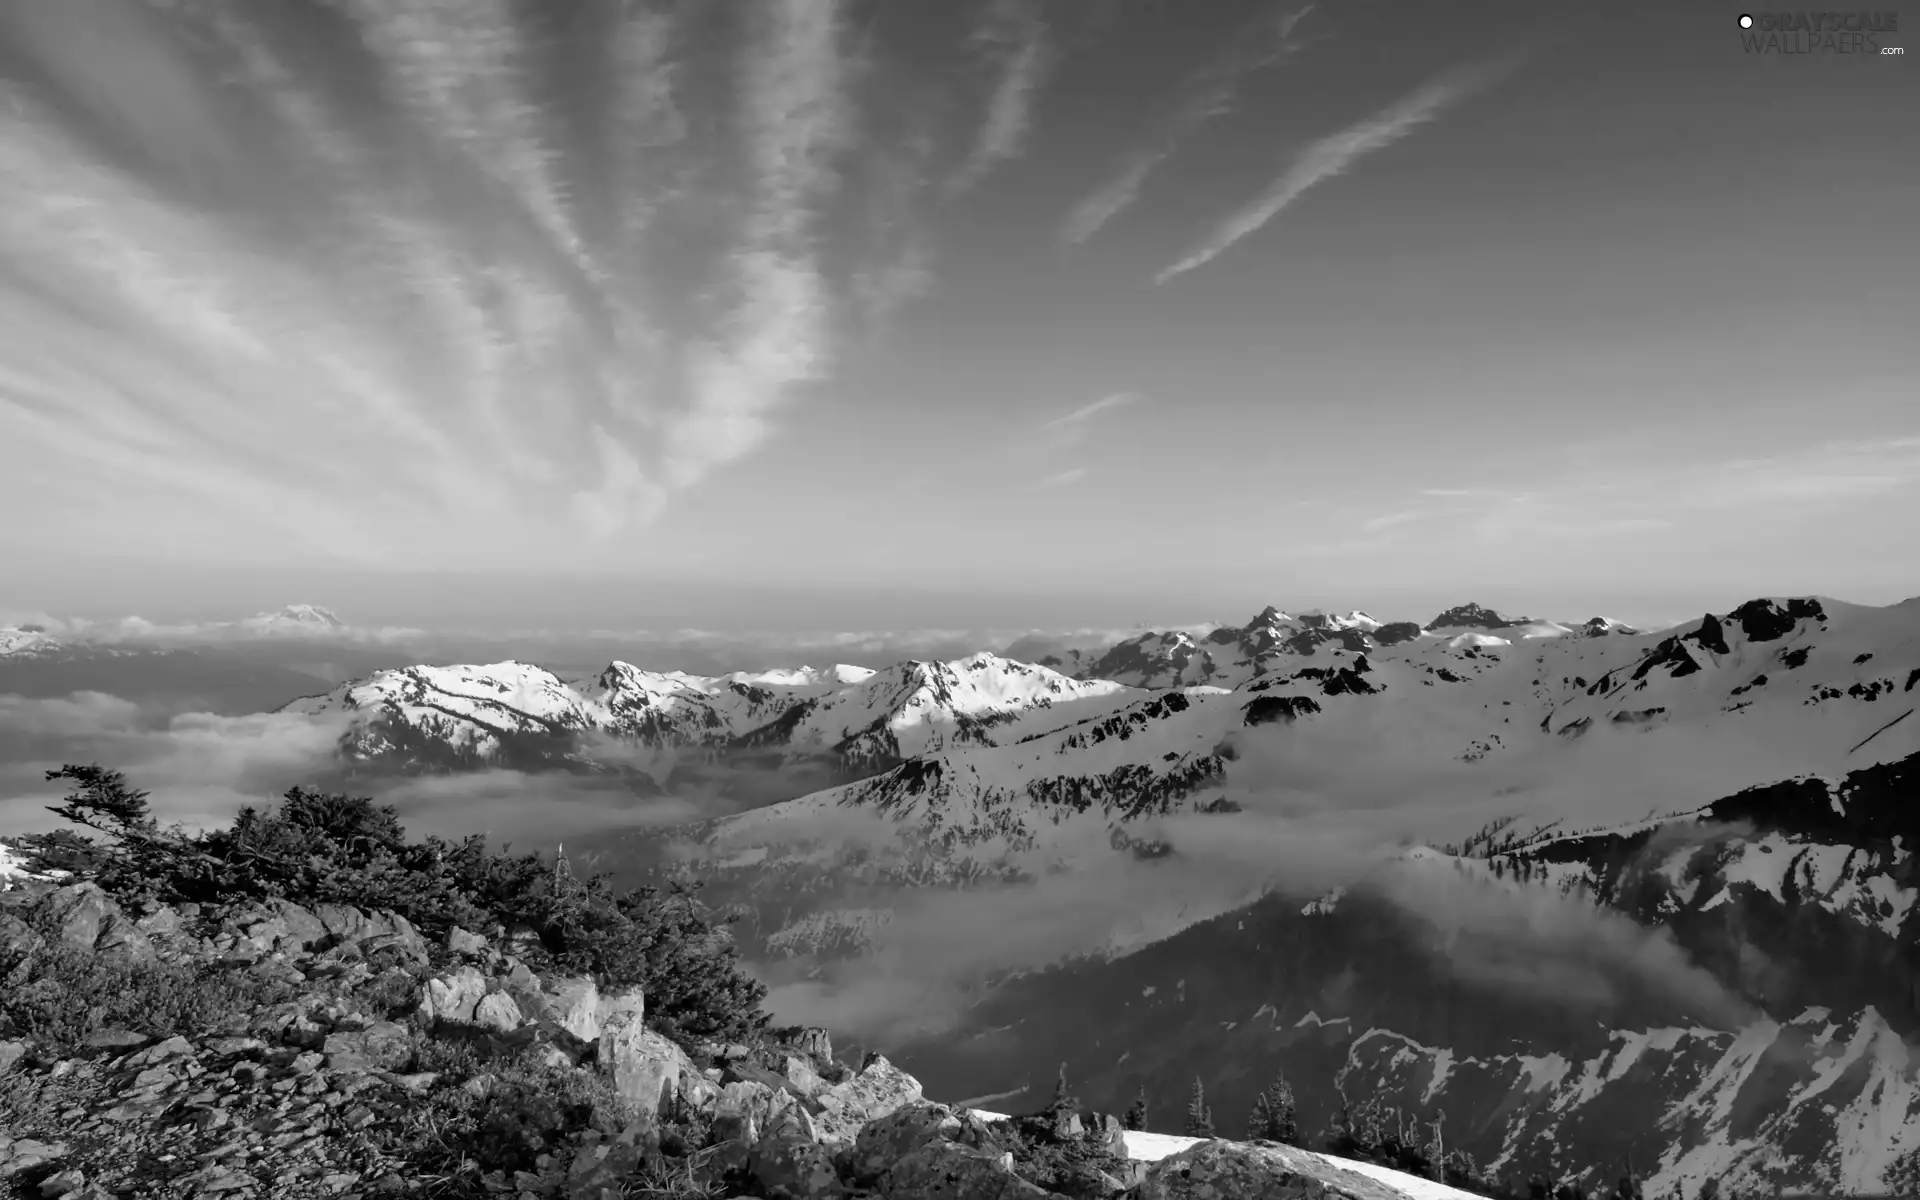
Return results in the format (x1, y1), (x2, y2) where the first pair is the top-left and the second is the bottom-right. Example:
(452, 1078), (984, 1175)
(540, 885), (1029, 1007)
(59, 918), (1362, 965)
(593, 985), (644, 1034)
(712, 1079), (773, 1145)
(272, 900), (329, 948)
(419, 965), (489, 1026)
(880, 1140), (1054, 1200)
(544, 974), (602, 1043)
(446, 925), (488, 956)
(813, 1053), (924, 1144)
(473, 990), (523, 1034)
(566, 1123), (656, 1198)
(846, 1102), (966, 1185)
(598, 1011), (694, 1122)
(33, 884), (114, 952)
(747, 1132), (846, 1200)
(322, 1021), (414, 1074)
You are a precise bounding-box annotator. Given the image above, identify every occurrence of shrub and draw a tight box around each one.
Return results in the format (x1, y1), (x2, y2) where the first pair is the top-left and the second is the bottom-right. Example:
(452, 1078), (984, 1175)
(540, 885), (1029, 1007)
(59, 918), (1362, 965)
(37, 763), (770, 1050)
(984, 1113), (1129, 1198)
(0, 932), (301, 1045)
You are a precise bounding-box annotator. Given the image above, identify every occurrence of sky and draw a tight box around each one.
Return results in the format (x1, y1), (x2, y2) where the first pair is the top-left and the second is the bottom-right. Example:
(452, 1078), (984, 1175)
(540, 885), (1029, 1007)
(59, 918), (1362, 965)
(2, 0), (1917, 634)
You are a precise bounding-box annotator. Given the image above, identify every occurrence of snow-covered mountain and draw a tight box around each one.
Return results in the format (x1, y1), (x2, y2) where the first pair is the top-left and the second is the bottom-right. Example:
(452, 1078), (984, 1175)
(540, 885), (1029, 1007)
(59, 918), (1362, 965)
(0, 627), (60, 658)
(280, 651), (1141, 773)
(236, 603), (352, 637)
(1028, 602), (1647, 691)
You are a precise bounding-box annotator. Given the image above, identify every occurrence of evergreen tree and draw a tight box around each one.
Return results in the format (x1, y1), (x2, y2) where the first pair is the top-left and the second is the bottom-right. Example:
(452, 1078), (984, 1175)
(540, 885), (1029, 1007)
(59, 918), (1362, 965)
(1183, 1077), (1214, 1138)
(1049, 1062), (1072, 1116)
(1245, 1073), (1300, 1145)
(1122, 1086), (1149, 1132)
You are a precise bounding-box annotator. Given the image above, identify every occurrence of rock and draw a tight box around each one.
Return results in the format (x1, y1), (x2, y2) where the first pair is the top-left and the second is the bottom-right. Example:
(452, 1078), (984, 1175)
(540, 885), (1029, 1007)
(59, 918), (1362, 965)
(881, 1140), (1054, 1200)
(783, 1053), (827, 1095)
(91, 912), (154, 964)
(419, 966), (489, 1025)
(1133, 1139), (1407, 1200)
(0, 1040), (28, 1077)
(36, 1167), (85, 1197)
(0, 1138), (70, 1176)
(446, 925), (488, 956)
(312, 903), (373, 942)
(712, 1080), (772, 1145)
(594, 985), (644, 1034)
(566, 1122), (658, 1198)
(543, 975), (602, 1043)
(32, 884), (114, 952)
(813, 1054), (924, 1144)
(747, 1132), (845, 1200)
(474, 991), (524, 1034)
(598, 1012), (695, 1122)
(322, 1021), (414, 1073)
(846, 1102), (966, 1184)
(780, 1026), (834, 1066)
(724, 1059), (814, 1104)
(80, 1029), (150, 1050)
(272, 900), (330, 948)
(121, 1035), (194, 1067)
(132, 906), (183, 939)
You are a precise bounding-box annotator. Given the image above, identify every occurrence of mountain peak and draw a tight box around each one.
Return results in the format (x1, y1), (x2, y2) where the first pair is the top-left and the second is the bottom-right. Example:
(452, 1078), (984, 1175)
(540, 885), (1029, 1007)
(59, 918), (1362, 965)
(1424, 602), (1526, 632)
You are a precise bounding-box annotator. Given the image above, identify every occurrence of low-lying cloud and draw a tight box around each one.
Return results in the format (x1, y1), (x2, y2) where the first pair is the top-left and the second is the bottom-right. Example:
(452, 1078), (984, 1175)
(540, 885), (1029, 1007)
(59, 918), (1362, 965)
(0, 690), (351, 835)
(752, 715), (1793, 1042)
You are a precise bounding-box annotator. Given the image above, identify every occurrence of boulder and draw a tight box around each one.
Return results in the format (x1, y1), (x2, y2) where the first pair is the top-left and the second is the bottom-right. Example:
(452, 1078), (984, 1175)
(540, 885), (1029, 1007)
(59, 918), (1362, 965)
(845, 1102), (969, 1184)
(598, 1012), (698, 1122)
(543, 975), (602, 1044)
(593, 985), (644, 1034)
(321, 1021), (414, 1074)
(724, 1059), (814, 1105)
(881, 1140), (1055, 1200)
(131, 907), (183, 940)
(783, 1053), (827, 1096)
(445, 926), (488, 957)
(92, 913), (154, 965)
(271, 901), (329, 949)
(418, 966), (489, 1026)
(473, 991), (523, 1034)
(1133, 1139), (1409, 1200)
(712, 1080), (773, 1145)
(32, 884), (113, 952)
(812, 1054), (924, 1144)
(747, 1132), (845, 1200)
(566, 1123), (658, 1198)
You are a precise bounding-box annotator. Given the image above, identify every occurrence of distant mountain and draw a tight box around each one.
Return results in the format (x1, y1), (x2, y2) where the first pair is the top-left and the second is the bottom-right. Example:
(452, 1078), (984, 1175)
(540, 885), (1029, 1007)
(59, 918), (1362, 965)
(1027, 603), (1646, 691)
(0, 627), (62, 659)
(279, 652), (1140, 776)
(236, 603), (351, 636)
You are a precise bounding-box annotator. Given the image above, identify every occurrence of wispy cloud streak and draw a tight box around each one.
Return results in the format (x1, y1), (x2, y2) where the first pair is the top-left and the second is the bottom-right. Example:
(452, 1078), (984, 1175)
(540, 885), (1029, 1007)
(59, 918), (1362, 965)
(948, 0), (1051, 195)
(663, 0), (851, 490)
(1155, 56), (1518, 284)
(1063, 4), (1315, 245)
(1041, 392), (1139, 437)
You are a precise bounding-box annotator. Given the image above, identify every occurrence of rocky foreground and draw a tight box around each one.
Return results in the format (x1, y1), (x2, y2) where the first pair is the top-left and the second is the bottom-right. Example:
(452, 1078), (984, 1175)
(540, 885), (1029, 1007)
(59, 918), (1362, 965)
(0, 875), (1471, 1200)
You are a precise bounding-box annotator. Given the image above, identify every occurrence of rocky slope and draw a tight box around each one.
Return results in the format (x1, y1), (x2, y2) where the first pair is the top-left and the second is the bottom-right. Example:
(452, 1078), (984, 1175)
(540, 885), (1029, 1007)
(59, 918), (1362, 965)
(0, 873), (1475, 1200)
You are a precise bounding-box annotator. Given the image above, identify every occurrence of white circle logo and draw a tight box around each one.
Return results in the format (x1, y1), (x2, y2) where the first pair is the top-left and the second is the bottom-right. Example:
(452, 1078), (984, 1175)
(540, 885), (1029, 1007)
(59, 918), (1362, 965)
(1738, 13), (1754, 27)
